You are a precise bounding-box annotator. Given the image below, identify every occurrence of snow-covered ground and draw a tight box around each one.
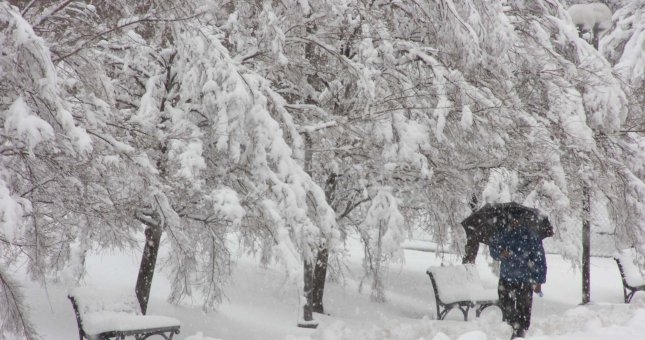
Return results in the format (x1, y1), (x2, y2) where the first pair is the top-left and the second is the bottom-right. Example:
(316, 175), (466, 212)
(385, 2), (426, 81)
(19, 235), (645, 340)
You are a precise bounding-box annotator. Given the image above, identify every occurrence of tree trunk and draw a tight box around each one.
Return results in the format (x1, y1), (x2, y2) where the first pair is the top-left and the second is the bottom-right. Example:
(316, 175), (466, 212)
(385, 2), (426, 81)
(582, 186), (591, 304)
(299, 259), (318, 328)
(577, 26), (596, 305)
(462, 194), (480, 264)
(371, 220), (386, 302)
(135, 222), (162, 314)
(311, 172), (337, 314)
(311, 247), (329, 313)
(462, 237), (480, 264)
(298, 132), (318, 328)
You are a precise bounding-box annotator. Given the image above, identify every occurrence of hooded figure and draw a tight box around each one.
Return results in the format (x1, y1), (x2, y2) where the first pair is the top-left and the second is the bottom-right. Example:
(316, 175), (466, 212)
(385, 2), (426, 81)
(489, 216), (547, 339)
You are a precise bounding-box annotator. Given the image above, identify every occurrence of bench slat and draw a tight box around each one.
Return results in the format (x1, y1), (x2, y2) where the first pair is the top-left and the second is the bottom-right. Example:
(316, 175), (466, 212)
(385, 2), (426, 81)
(82, 311), (180, 336)
(614, 249), (645, 303)
(615, 249), (645, 287)
(427, 264), (498, 304)
(426, 264), (499, 321)
(68, 287), (180, 340)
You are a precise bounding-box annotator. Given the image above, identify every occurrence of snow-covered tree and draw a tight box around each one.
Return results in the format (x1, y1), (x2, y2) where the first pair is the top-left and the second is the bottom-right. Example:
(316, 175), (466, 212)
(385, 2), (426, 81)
(600, 1), (645, 250)
(1, 2), (94, 338)
(602, 1), (645, 132)
(365, 0), (635, 265)
(86, 6), (339, 314)
(5, 0), (339, 322)
(215, 0), (640, 306)
(3, 1), (645, 335)
(215, 0), (442, 308)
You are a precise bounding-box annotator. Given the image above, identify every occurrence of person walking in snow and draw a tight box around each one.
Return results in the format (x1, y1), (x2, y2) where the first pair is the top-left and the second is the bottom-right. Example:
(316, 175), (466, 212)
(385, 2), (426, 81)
(489, 215), (547, 339)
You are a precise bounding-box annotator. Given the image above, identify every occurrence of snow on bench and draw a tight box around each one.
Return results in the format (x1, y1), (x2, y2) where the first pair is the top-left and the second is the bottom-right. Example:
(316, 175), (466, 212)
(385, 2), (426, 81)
(614, 249), (645, 303)
(68, 287), (180, 340)
(426, 264), (498, 321)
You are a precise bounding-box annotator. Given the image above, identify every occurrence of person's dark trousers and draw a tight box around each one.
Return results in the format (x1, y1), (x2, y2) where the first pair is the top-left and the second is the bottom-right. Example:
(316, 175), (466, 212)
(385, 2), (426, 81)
(498, 279), (533, 338)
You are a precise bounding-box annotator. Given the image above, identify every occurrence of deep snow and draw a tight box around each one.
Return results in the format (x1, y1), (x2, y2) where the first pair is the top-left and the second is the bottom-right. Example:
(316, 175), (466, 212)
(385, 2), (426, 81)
(17, 236), (645, 340)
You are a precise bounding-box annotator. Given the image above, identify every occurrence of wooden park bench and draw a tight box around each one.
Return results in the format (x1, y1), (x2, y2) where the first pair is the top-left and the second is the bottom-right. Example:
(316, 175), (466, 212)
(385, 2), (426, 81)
(426, 264), (498, 321)
(68, 287), (181, 340)
(614, 249), (645, 303)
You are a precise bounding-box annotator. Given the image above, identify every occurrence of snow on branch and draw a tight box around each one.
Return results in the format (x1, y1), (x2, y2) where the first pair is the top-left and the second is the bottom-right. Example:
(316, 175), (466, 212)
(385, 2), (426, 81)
(3, 97), (55, 153)
(298, 121), (338, 133)
(1, 2), (93, 154)
(568, 3), (612, 35)
(601, 3), (645, 87)
(0, 178), (29, 242)
(359, 187), (405, 302)
(0, 268), (38, 340)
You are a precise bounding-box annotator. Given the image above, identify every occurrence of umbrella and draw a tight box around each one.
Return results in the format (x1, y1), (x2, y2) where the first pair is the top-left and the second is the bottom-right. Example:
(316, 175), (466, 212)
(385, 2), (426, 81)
(460, 202), (554, 244)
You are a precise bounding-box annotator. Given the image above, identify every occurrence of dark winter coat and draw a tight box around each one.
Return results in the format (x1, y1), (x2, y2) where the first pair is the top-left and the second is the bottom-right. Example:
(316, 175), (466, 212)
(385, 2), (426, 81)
(489, 226), (547, 284)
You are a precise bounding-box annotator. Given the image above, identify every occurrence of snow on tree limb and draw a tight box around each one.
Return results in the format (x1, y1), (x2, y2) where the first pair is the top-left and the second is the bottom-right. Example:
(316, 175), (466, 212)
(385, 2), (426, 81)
(1, 2), (92, 154)
(567, 3), (612, 34)
(0, 268), (38, 340)
(359, 187), (405, 302)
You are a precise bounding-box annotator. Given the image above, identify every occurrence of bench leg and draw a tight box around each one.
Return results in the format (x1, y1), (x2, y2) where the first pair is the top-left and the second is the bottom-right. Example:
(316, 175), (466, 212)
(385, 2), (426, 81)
(626, 289), (636, 303)
(437, 303), (474, 321)
(475, 303), (496, 318)
(459, 303), (475, 321)
(623, 287), (629, 303)
(438, 305), (452, 320)
(458, 303), (471, 321)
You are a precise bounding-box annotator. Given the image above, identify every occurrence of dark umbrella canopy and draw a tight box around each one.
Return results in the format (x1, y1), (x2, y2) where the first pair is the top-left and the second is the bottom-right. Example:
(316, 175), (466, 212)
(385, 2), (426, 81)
(461, 202), (554, 244)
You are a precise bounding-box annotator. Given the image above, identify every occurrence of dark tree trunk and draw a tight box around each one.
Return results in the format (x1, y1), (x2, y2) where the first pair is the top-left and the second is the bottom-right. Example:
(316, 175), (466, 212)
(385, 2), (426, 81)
(311, 247), (329, 313)
(135, 223), (162, 314)
(299, 259), (317, 328)
(574, 25), (596, 305)
(582, 187), (591, 304)
(298, 132), (317, 328)
(462, 237), (480, 264)
(311, 172), (337, 314)
(463, 194), (480, 264)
